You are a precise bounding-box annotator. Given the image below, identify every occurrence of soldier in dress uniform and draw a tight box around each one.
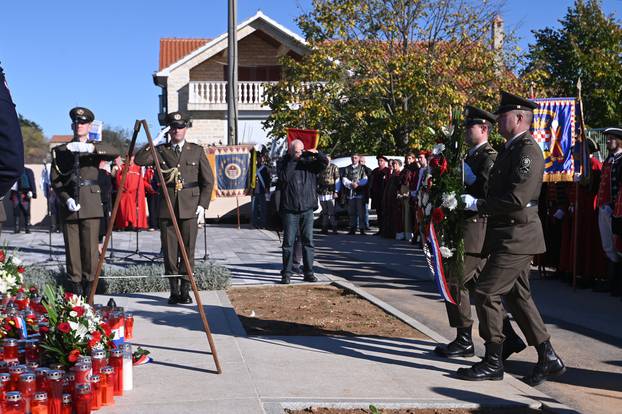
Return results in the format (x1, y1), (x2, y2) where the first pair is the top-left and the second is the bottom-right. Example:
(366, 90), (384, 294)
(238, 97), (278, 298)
(0, 64), (24, 196)
(458, 92), (565, 385)
(435, 106), (525, 360)
(134, 112), (214, 305)
(51, 107), (120, 296)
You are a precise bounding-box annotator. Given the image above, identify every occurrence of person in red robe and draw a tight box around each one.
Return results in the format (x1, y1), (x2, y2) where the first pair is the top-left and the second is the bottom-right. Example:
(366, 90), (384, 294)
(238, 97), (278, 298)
(114, 156), (147, 230)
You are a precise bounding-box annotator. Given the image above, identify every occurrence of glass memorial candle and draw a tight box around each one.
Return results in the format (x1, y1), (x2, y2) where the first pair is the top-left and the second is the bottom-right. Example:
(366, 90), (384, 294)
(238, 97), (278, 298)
(34, 368), (49, 393)
(24, 341), (39, 365)
(90, 375), (101, 411)
(99, 367), (114, 407)
(9, 365), (26, 392)
(124, 313), (134, 340)
(60, 394), (71, 414)
(31, 392), (48, 414)
(3, 339), (19, 363)
(14, 293), (28, 311)
(90, 351), (106, 376)
(109, 350), (123, 397)
(62, 372), (74, 396)
(0, 372), (11, 396)
(72, 364), (90, 386)
(26, 362), (40, 372)
(0, 360), (9, 373)
(46, 370), (64, 414)
(4, 391), (25, 414)
(18, 373), (35, 413)
(122, 343), (132, 391)
(73, 384), (92, 414)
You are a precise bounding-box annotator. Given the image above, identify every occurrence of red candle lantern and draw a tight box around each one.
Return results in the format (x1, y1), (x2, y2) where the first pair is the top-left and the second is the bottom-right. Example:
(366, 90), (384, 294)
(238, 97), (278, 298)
(73, 383), (92, 414)
(99, 367), (114, 407)
(31, 391), (48, 414)
(109, 350), (123, 397)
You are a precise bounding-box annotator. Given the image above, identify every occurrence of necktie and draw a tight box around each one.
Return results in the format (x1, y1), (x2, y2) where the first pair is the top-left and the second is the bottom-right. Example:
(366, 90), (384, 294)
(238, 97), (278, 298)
(174, 145), (181, 156)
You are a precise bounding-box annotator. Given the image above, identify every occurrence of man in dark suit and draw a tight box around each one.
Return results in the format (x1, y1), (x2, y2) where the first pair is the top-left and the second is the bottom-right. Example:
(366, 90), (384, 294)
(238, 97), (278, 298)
(10, 167), (36, 233)
(51, 107), (120, 296)
(458, 92), (565, 385)
(0, 64), (24, 196)
(435, 106), (525, 361)
(134, 112), (214, 305)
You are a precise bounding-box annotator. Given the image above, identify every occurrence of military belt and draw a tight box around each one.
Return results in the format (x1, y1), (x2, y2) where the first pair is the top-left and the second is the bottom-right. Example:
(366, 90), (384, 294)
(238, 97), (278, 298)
(166, 181), (199, 189)
(79, 179), (98, 187)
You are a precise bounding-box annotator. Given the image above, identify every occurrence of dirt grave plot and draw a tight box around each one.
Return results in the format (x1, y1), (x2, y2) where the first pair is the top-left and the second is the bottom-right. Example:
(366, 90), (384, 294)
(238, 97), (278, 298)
(285, 407), (542, 414)
(227, 284), (428, 338)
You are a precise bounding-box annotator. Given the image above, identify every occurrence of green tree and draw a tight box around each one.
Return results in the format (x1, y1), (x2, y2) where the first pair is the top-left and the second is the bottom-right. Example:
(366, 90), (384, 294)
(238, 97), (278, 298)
(523, 0), (622, 127)
(264, 0), (524, 155)
(102, 126), (129, 156)
(19, 114), (48, 163)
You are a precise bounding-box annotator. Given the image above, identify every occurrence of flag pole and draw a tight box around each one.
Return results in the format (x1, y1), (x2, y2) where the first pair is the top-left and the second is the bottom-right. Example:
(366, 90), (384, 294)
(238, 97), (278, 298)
(572, 78), (588, 291)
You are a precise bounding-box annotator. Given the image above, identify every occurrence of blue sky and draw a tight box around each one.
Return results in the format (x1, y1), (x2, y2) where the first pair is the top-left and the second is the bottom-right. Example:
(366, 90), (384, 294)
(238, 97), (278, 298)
(1, 0), (620, 139)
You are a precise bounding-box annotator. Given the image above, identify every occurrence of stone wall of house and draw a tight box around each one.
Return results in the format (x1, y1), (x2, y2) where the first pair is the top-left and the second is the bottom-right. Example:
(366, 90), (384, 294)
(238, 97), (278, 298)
(185, 117), (227, 146)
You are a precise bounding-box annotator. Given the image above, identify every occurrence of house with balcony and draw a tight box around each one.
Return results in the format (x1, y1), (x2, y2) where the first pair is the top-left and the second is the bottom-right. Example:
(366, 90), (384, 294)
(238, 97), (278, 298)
(153, 11), (310, 146)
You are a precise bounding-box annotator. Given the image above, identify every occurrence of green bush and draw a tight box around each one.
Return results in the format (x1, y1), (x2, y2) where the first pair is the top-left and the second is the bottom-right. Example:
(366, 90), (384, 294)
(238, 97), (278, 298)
(24, 263), (231, 294)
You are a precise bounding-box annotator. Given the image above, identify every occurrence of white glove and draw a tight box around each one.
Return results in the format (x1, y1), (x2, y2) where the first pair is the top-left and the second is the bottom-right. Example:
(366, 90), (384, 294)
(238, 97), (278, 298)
(66, 198), (81, 212)
(195, 205), (205, 217)
(66, 142), (95, 153)
(265, 193), (271, 202)
(460, 194), (478, 212)
(27, 191), (33, 198)
(153, 126), (170, 146)
(464, 163), (476, 186)
(553, 208), (565, 220)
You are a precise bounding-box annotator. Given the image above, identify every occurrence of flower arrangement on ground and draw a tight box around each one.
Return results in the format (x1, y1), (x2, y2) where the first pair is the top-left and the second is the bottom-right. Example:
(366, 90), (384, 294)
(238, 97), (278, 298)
(39, 285), (115, 367)
(0, 249), (25, 295)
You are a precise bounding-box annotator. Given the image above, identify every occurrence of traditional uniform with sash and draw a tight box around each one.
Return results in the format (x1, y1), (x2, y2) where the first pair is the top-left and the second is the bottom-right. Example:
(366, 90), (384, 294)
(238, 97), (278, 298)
(317, 162), (340, 233)
(457, 92), (565, 385)
(51, 107), (119, 295)
(134, 112), (214, 304)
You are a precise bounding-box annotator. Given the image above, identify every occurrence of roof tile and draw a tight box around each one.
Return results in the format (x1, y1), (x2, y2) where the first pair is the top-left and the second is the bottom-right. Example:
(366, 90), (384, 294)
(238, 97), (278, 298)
(159, 38), (211, 70)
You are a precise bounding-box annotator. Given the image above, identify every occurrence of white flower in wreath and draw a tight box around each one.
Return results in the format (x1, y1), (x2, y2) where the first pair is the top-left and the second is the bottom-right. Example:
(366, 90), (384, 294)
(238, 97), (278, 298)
(432, 143), (445, 156)
(10, 256), (22, 266)
(441, 191), (458, 211)
(439, 246), (454, 258)
(69, 320), (89, 340)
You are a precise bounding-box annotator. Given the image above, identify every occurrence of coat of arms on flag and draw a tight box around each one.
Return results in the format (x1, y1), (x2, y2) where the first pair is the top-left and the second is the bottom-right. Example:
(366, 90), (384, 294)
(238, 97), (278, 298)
(531, 98), (576, 182)
(206, 145), (253, 197)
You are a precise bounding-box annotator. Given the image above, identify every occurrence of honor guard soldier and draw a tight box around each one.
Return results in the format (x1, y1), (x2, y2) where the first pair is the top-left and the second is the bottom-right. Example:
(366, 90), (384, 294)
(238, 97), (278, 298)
(435, 106), (525, 360)
(459, 92), (565, 385)
(0, 64), (24, 196)
(51, 107), (120, 296)
(134, 112), (214, 305)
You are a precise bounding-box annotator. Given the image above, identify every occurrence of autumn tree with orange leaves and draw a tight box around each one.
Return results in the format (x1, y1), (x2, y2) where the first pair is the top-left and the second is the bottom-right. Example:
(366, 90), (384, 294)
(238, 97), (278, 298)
(264, 0), (525, 155)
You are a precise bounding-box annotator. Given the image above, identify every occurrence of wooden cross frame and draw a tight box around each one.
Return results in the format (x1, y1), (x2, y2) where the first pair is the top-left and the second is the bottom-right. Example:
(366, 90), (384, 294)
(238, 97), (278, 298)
(87, 120), (222, 374)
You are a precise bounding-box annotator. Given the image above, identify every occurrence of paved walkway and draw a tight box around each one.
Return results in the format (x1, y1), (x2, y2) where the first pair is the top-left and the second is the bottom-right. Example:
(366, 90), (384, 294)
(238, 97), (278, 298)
(4, 227), (583, 413)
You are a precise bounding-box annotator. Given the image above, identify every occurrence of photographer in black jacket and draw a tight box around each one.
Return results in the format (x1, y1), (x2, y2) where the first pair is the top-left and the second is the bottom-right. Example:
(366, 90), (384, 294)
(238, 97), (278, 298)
(277, 139), (328, 284)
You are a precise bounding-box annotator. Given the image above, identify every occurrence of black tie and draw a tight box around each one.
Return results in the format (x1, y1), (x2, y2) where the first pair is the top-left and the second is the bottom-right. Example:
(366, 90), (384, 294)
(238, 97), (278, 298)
(174, 145), (181, 156)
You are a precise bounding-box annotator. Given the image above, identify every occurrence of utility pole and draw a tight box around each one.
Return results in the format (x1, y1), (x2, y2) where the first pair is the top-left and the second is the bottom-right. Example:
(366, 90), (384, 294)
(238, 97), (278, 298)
(227, 0), (238, 145)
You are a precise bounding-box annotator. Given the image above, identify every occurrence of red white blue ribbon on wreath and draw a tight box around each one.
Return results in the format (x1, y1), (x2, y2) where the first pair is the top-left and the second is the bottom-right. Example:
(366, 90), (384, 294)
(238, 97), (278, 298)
(426, 222), (456, 305)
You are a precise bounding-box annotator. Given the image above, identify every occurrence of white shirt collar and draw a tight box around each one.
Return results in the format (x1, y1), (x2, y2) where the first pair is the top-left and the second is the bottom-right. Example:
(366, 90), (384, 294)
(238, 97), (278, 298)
(468, 141), (488, 156)
(505, 130), (528, 149)
(172, 140), (186, 151)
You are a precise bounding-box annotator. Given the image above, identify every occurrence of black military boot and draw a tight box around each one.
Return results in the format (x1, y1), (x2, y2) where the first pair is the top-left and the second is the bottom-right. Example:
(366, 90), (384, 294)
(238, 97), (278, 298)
(168, 277), (181, 304)
(502, 317), (526, 361)
(434, 326), (475, 358)
(523, 340), (566, 386)
(456, 342), (504, 381)
(67, 281), (83, 297)
(179, 280), (193, 304)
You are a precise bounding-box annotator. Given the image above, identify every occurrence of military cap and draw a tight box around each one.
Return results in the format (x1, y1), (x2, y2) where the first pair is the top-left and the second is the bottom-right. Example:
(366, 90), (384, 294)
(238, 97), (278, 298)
(495, 91), (538, 114)
(69, 107), (94, 123)
(603, 127), (622, 140)
(376, 155), (389, 162)
(165, 111), (189, 128)
(463, 105), (497, 126)
(586, 137), (599, 153)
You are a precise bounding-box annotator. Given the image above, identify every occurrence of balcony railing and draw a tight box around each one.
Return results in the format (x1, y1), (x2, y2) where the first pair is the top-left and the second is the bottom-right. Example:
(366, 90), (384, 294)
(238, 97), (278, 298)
(188, 81), (276, 110)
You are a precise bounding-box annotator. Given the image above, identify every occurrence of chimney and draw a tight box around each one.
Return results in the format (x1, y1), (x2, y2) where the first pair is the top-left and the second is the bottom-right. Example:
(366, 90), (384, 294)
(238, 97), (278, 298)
(492, 15), (504, 73)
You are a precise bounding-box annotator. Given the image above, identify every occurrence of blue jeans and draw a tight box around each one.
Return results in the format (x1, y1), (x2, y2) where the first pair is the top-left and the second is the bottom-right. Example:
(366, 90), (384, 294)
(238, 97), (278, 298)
(281, 209), (315, 277)
(348, 197), (365, 230)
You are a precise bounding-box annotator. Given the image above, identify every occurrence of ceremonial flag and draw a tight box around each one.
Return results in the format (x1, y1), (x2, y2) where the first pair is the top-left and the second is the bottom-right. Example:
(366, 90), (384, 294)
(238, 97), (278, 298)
(207, 145), (253, 197)
(286, 128), (319, 150)
(424, 222), (456, 305)
(89, 120), (103, 142)
(531, 98), (576, 182)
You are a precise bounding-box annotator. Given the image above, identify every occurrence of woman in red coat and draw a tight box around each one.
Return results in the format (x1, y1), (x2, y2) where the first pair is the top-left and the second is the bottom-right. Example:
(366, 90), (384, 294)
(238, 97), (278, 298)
(114, 156), (147, 230)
